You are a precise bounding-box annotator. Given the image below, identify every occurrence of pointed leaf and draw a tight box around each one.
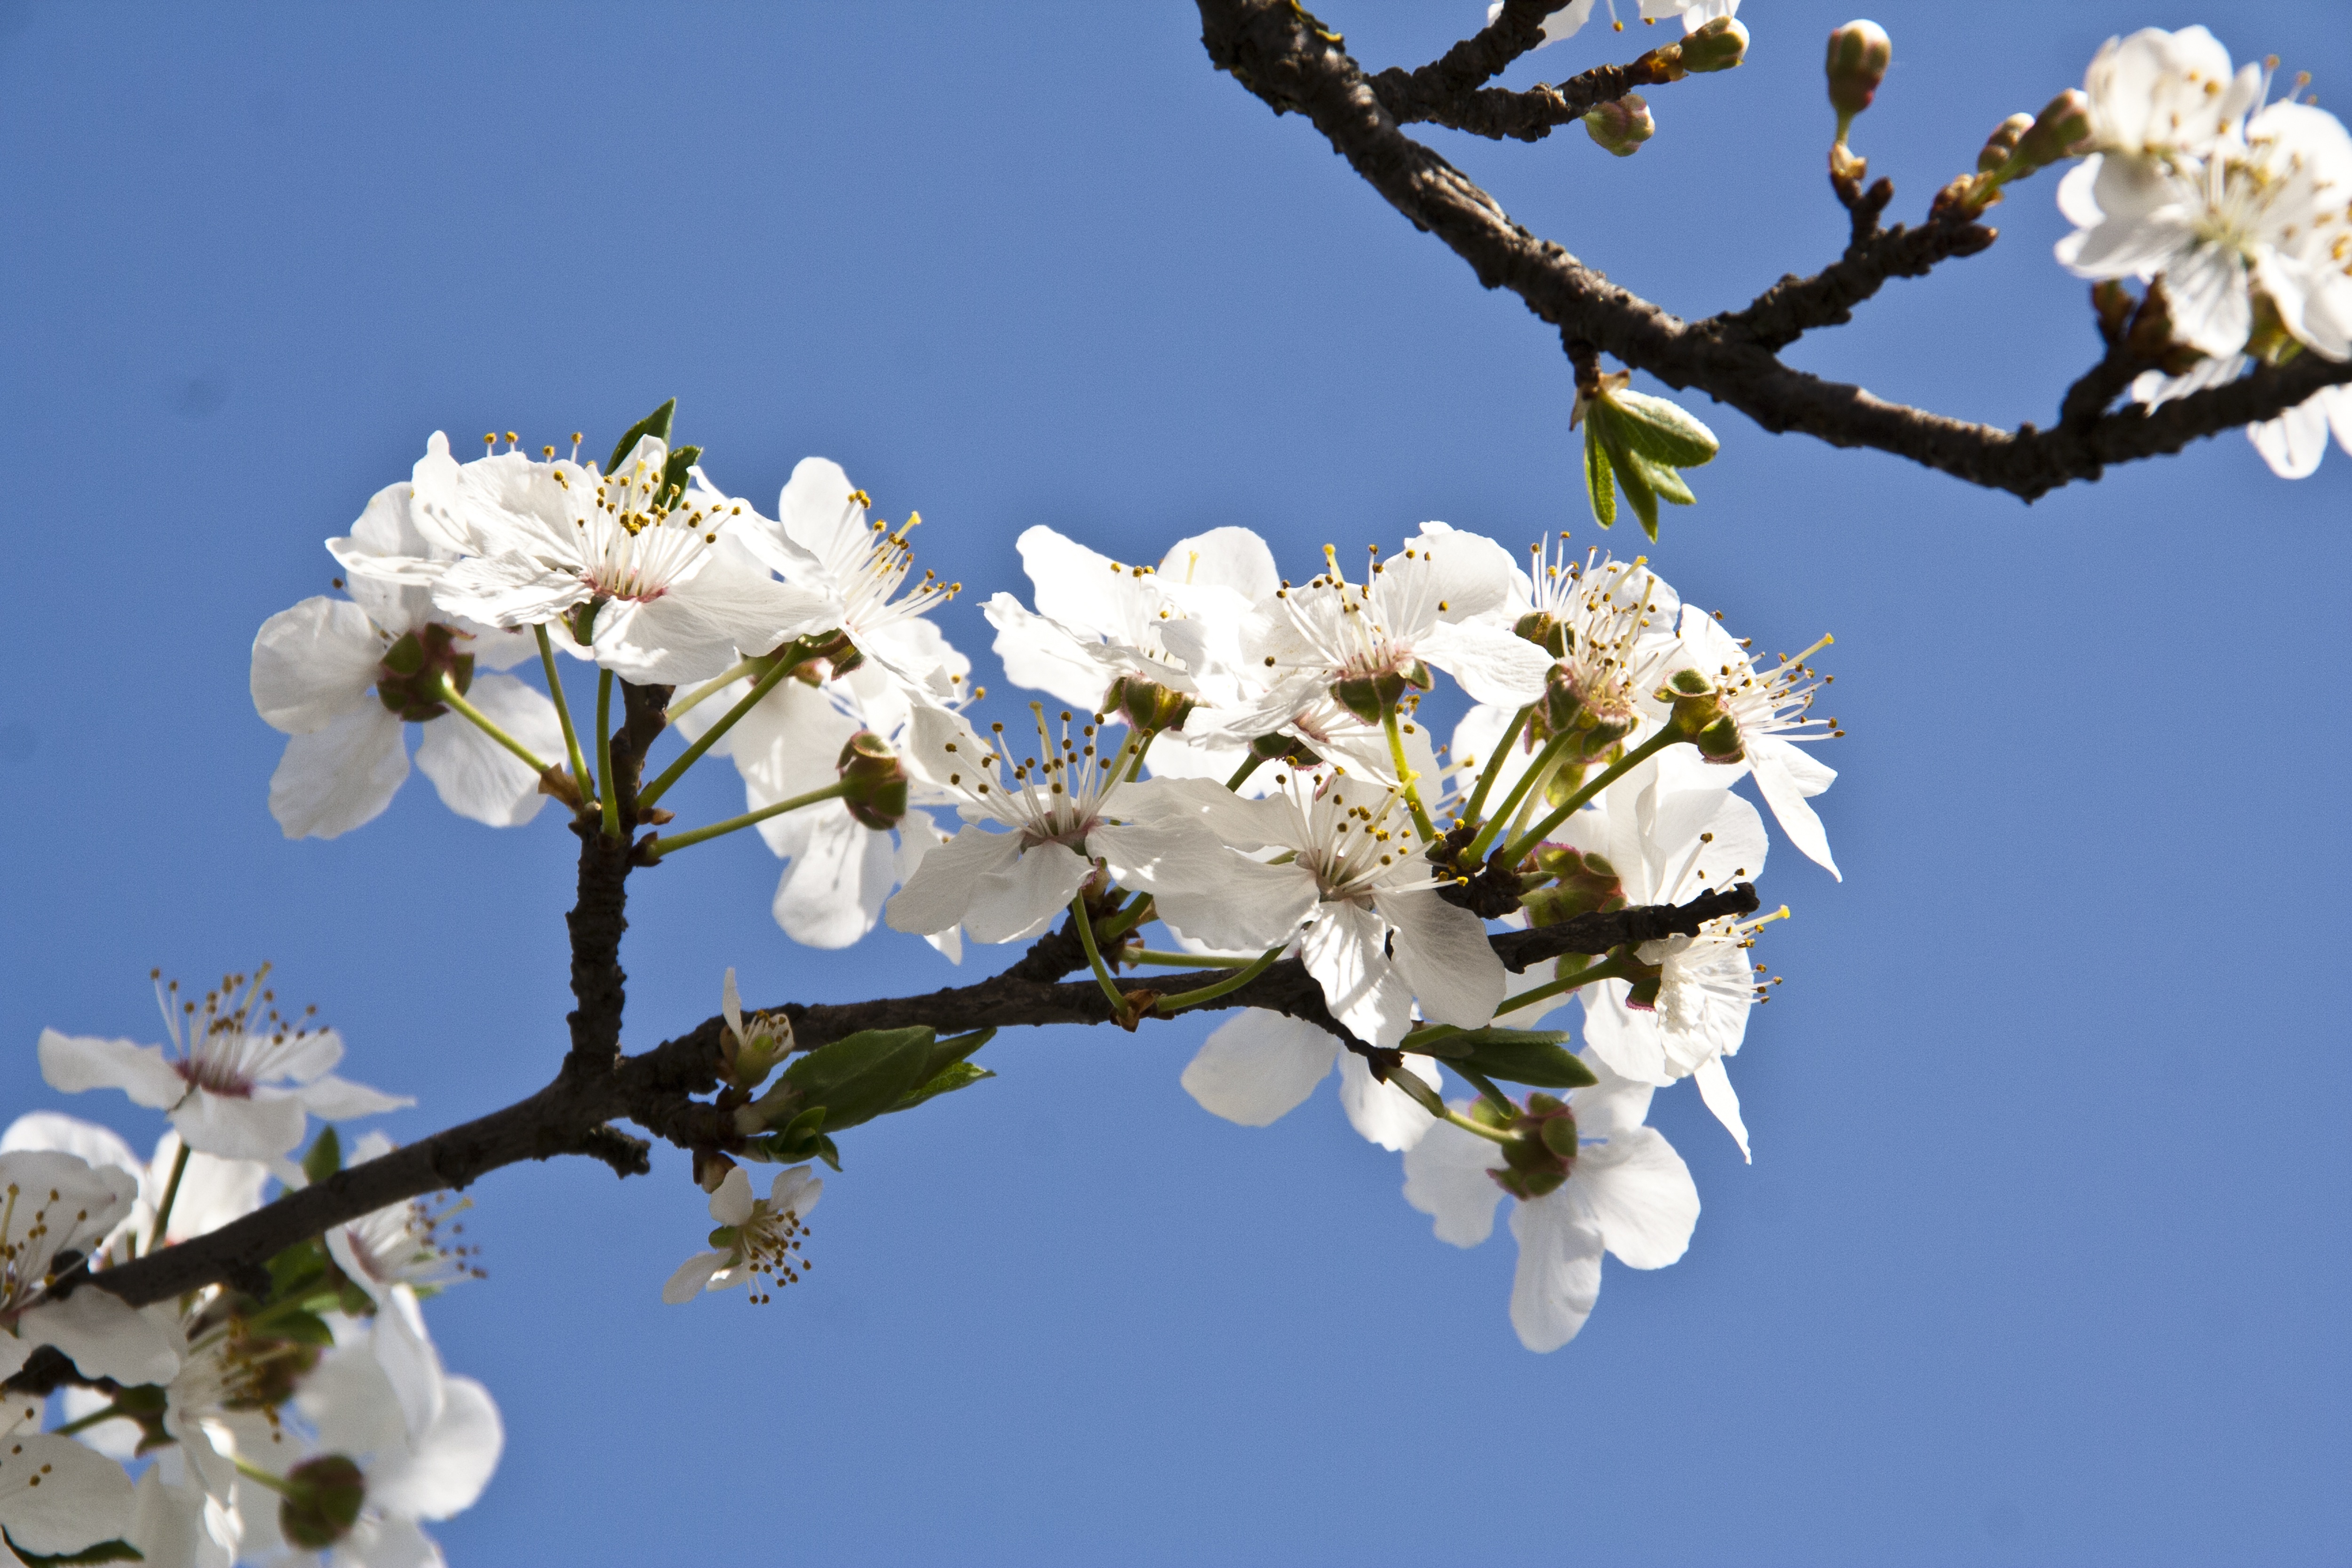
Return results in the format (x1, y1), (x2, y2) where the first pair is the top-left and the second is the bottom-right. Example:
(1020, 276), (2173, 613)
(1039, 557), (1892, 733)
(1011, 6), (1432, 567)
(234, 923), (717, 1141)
(604, 398), (677, 474)
(775, 1027), (938, 1132)
(1583, 418), (1617, 528)
(894, 1062), (996, 1114)
(301, 1126), (342, 1186)
(660, 444), (702, 505)
(1599, 420), (1662, 540)
(1609, 389), (1720, 467)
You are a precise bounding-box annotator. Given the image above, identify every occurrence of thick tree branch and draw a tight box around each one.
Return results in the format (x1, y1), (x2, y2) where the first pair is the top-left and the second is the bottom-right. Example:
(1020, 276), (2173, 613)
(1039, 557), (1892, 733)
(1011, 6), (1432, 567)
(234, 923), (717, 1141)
(1198, 0), (2352, 500)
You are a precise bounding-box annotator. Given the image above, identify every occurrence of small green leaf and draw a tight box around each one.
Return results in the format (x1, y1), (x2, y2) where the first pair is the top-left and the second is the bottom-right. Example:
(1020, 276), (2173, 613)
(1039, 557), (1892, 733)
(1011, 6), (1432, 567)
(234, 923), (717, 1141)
(1582, 417), (1617, 527)
(1430, 1027), (1600, 1089)
(264, 1239), (331, 1303)
(775, 1027), (939, 1133)
(660, 444), (702, 504)
(1609, 389), (1719, 468)
(301, 1126), (342, 1187)
(1604, 428), (1662, 541)
(604, 398), (677, 474)
(265, 1310), (337, 1349)
(1624, 445), (1696, 506)
(894, 1062), (996, 1114)
(4, 1529), (145, 1564)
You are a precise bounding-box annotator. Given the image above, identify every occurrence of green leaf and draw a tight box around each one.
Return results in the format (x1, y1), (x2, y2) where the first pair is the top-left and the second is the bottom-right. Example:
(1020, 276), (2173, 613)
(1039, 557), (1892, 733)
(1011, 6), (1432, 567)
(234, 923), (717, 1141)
(300, 1126), (341, 1187)
(894, 1062), (996, 1114)
(775, 1027), (939, 1133)
(914, 1027), (995, 1087)
(604, 398), (677, 474)
(660, 444), (702, 505)
(1605, 428), (1662, 541)
(1622, 443), (1696, 506)
(264, 1239), (331, 1304)
(4, 1530), (145, 1564)
(1582, 417), (1616, 527)
(1608, 389), (1719, 468)
(1425, 1027), (1600, 1089)
(264, 1309), (337, 1348)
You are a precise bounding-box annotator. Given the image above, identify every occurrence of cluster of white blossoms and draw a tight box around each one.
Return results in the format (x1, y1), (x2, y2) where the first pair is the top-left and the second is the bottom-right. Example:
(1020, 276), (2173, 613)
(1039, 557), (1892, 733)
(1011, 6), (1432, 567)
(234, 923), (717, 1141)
(3, 968), (498, 1566)
(2051, 26), (2352, 477)
(238, 413), (1840, 1363)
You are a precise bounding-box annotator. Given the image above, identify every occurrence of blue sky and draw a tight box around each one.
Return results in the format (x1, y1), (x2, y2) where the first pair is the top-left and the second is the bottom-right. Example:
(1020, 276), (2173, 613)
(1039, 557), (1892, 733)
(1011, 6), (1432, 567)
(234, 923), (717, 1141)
(3, 2), (2347, 1563)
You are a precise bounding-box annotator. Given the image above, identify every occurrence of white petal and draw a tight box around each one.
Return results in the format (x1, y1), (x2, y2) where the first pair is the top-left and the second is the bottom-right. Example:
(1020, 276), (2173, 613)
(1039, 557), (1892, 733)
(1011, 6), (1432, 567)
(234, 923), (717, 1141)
(708, 1167), (754, 1226)
(1691, 1055), (1752, 1162)
(1748, 739), (1840, 880)
(885, 824), (1022, 936)
(964, 839), (1090, 945)
(1416, 619), (1555, 706)
(1299, 901), (1416, 1050)
(17, 1289), (180, 1386)
(1093, 822), (1318, 952)
(1375, 886), (1505, 1030)
(149, 1133), (270, 1246)
(0, 1433), (135, 1555)
(294, 1074), (412, 1120)
(769, 1166), (823, 1219)
(269, 705), (410, 840)
(37, 1031), (184, 1110)
(595, 570), (833, 685)
(1576, 1125), (1700, 1269)
(1156, 526), (1279, 601)
(1335, 1049), (1438, 1151)
(1507, 1192), (1606, 1353)
(169, 1092), (308, 1161)
(2162, 241), (2254, 357)
(2248, 396), (2332, 480)
(1579, 983), (1671, 1086)
(429, 549), (591, 629)
(1179, 1011), (1338, 1127)
(371, 1285), (448, 1446)
(413, 675), (563, 828)
(1400, 1113), (1507, 1247)
(663, 1250), (731, 1304)
(369, 1375), (502, 1521)
(250, 597), (383, 734)
(987, 596), (1120, 711)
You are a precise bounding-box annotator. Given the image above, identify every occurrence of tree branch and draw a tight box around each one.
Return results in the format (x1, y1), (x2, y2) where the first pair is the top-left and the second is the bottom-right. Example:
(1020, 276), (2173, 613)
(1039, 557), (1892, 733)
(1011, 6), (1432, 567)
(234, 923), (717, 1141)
(1197, 0), (2352, 501)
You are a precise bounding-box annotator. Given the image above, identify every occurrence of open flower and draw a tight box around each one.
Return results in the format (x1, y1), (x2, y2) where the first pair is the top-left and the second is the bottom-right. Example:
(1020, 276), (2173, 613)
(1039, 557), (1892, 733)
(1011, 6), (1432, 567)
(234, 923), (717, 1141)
(0, 1150), (180, 1386)
(1675, 605), (1840, 878)
(1178, 1009), (1441, 1151)
(0, 1116), (268, 1262)
(1401, 1054), (1698, 1352)
(0, 1391), (138, 1562)
(423, 435), (836, 685)
(39, 969), (408, 1162)
(1485, 0), (1736, 48)
(663, 1166), (821, 1304)
(1120, 765), (1504, 1049)
(2077, 26), (2260, 161)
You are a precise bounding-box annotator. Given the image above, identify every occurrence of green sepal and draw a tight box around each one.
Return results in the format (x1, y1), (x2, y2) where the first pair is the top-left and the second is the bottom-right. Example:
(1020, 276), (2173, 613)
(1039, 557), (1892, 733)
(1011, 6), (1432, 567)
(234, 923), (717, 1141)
(895, 1062), (996, 1114)
(301, 1126), (342, 1187)
(1582, 417), (1617, 528)
(773, 1027), (938, 1134)
(1609, 389), (1719, 468)
(3, 1531), (145, 1565)
(604, 398), (677, 474)
(1422, 1027), (1600, 1089)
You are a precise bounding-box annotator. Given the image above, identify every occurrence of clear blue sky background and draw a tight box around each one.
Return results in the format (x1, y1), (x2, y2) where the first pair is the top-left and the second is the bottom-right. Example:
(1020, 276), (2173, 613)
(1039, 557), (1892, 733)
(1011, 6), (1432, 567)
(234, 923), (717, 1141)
(3, 3), (2346, 1563)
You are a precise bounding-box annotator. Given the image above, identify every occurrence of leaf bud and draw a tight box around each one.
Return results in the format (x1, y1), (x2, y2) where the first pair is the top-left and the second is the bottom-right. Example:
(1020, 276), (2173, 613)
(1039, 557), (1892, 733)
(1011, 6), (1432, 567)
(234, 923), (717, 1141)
(373, 623), (475, 722)
(1677, 16), (1748, 75)
(836, 731), (909, 830)
(1582, 93), (1655, 158)
(278, 1456), (366, 1550)
(1826, 20), (1891, 133)
(1977, 111), (2034, 175)
(1995, 89), (2092, 183)
(1102, 673), (1196, 735)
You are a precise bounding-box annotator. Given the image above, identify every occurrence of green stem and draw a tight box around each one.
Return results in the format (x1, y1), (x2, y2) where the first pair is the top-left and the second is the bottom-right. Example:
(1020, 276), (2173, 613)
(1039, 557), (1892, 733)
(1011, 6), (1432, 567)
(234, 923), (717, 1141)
(1071, 894), (1131, 1015)
(1384, 1065), (1516, 1146)
(596, 669), (620, 840)
(1461, 704), (1533, 826)
(1383, 707), (1438, 843)
(644, 780), (854, 860)
(52, 1402), (131, 1438)
(667, 656), (764, 723)
(1494, 959), (1631, 1019)
(1126, 948), (1255, 969)
(147, 1141), (191, 1252)
(1123, 729), (1159, 783)
(432, 677), (552, 774)
(1464, 732), (1573, 863)
(1097, 894), (1155, 943)
(1224, 752), (1265, 792)
(1398, 1022), (1462, 1053)
(536, 625), (593, 800)
(1154, 943), (1284, 1013)
(234, 1458), (296, 1497)
(1499, 729), (1682, 866)
(638, 642), (816, 810)
(1441, 1105), (1518, 1146)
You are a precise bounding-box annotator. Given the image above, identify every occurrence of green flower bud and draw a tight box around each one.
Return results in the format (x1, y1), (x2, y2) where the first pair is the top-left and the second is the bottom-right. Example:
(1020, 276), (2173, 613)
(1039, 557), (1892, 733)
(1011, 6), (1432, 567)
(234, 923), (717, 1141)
(836, 731), (909, 831)
(1533, 665), (1635, 764)
(1102, 673), (1196, 735)
(278, 1455), (366, 1551)
(1826, 20), (1891, 130)
(1659, 667), (1744, 761)
(1978, 111), (2034, 174)
(1582, 93), (1655, 158)
(1678, 16), (1748, 74)
(1490, 1092), (1579, 1202)
(1523, 846), (1626, 926)
(1332, 662), (1432, 723)
(373, 623), (474, 722)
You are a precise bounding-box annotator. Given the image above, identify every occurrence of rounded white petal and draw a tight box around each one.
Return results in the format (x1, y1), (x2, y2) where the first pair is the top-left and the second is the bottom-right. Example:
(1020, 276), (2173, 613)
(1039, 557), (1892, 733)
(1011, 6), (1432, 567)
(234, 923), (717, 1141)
(1507, 1192), (1606, 1353)
(886, 824), (1023, 937)
(269, 705), (410, 841)
(413, 674), (564, 828)
(663, 1250), (732, 1305)
(1691, 1055), (1752, 1162)
(769, 1166), (823, 1218)
(707, 1167), (754, 1226)
(963, 838), (1090, 945)
(168, 1091), (308, 1161)
(37, 1031), (185, 1111)
(17, 1289), (180, 1386)
(0, 1432), (136, 1555)
(1576, 1125), (1700, 1269)
(250, 597), (384, 734)
(368, 1375), (502, 1521)
(1400, 1114), (1508, 1247)
(2248, 396), (2333, 480)
(1300, 902), (1416, 1050)
(1375, 886), (1505, 1031)
(772, 810), (897, 949)
(1180, 1011), (1339, 1127)
(429, 549), (591, 630)
(1335, 1048), (1438, 1152)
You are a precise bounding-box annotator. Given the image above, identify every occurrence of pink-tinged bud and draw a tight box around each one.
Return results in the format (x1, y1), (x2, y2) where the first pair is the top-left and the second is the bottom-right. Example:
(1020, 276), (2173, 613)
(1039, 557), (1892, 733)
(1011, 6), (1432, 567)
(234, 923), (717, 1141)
(1678, 16), (1747, 74)
(2002, 88), (2093, 180)
(1826, 19), (1891, 133)
(1978, 111), (2034, 174)
(836, 731), (909, 830)
(1583, 93), (1656, 158)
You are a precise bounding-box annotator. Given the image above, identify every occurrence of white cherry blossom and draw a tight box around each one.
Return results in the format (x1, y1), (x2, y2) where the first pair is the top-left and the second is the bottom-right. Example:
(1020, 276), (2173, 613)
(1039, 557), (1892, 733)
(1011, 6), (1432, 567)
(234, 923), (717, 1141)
(1401, 1054), (1697, 1351)
(0, 1391), (138, 1561)
(39, 970), (408, 1162)
(1675, 605), (1839, 878)
(1485, 0), (1736, 49)
(0, 1117), (268, 1261)
(663, 1165), (821, 1304)
(0, 1150), (180, 1387)
(2077, 26), (2260, 161)
(1179, 1009), (1442, 1150)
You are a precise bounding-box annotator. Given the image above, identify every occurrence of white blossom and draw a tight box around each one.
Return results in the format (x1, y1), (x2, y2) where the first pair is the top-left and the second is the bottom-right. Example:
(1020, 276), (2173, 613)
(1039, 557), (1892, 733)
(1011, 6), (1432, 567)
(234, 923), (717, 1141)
(0, 1150), (179, 1387)
(1178, 1009), (1442, 1151)
(0, 1117), (267, 1261)
(663, 1166), (821, 1304)
(1676, 606), (1840, 878)
(0, 1392), (138, 1561)
(1485, 0), (1736, 49)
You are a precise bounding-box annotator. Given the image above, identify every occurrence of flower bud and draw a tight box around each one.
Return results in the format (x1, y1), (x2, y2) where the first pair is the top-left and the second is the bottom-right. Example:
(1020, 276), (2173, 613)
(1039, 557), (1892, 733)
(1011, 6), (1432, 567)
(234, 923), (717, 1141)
(836, 731), (908, 831)
(278, 1455), (366, 1551)
(1522, 845), (1626, 926)
(1659, 668), (1743, 760)
(1677, 16), (1747, 74)
(1582, 93), (1655, 158)
(1102, 673), (1195, 735)
(1825, 20), (1891, 131)
(1532, 665), (1634, 764)
(1977, 111), (2034, 174)
(1997, 89), (2092, 182)
(1488, 1092), (1579, 1202)
(1514, 610), (1570, 658)
(373, 623), (474, 721)
(1332, 662), (1433, 724)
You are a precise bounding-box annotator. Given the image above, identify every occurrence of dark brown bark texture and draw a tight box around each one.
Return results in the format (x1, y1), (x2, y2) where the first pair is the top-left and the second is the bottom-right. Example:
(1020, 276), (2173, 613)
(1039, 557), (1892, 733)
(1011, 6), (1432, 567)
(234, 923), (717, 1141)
(1199, 0), (2352, 500)
(44, 880), (1755, 1323)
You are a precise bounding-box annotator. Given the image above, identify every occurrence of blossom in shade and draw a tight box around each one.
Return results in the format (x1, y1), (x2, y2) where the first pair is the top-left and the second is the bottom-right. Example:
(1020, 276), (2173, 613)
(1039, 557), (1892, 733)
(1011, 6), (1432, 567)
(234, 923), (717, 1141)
(38, 969), (408, 1162)
(0, 1116), (268, 1261)
(0, 1391), (138, 1561)
(0, 1149), (180, 1387)
(1401, 1053), (1698, 1351)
